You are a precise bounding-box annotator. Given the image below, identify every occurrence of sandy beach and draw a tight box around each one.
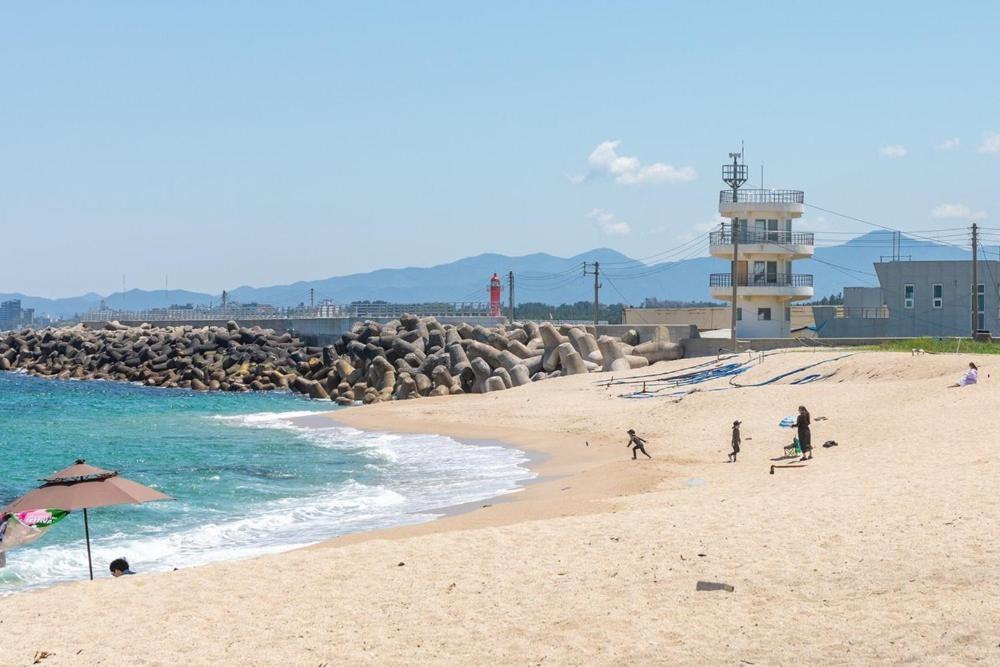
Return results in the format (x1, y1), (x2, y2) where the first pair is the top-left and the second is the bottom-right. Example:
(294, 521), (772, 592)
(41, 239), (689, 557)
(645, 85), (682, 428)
(2, 349), (998, 665)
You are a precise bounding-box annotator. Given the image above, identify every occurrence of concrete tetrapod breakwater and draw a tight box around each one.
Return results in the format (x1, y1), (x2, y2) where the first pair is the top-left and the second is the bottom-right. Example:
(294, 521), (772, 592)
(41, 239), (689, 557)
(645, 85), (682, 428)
(0, 316), (682, 403)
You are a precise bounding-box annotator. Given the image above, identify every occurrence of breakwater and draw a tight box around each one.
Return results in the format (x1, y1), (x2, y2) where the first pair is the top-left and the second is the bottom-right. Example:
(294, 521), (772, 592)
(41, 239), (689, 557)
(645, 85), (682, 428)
(0, 316), (682, 402)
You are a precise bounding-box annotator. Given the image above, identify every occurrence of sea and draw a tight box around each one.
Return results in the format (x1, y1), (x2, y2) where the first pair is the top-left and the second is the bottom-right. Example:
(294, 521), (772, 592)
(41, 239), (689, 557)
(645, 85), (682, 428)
(0, 371), (533, 594)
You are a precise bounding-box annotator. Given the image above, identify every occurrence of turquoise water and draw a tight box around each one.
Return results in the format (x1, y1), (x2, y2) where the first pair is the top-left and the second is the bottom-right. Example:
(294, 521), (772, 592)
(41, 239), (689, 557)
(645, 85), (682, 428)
(0, 372), (532, 593)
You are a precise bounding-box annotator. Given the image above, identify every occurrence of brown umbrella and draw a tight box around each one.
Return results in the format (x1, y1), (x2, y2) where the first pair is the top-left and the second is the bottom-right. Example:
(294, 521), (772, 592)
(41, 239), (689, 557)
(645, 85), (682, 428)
(4, 459), (171, 580)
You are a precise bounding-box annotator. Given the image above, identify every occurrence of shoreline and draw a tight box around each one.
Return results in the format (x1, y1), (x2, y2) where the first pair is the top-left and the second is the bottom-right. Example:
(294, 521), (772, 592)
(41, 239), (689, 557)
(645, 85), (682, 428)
(305, 404), (662, 549)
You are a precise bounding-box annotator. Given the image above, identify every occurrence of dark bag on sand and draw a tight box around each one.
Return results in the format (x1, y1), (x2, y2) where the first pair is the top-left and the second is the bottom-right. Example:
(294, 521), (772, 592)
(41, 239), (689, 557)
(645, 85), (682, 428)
(822, 440), (838, 448)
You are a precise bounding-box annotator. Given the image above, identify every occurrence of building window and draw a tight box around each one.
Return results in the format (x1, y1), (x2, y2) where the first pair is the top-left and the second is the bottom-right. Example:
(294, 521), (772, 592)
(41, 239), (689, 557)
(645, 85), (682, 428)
(932, 284), (943, 309)
(785, 307), (791, 322)
(904, 284), (914, 309)
(736, 307), (742, 321)
(977, 284), (985, 330)
(767, 219), (779, 242)
(758, 307), (771, 321)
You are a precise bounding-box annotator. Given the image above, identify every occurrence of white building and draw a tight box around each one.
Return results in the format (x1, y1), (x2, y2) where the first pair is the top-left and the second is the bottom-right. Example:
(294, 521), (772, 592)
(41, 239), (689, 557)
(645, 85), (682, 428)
(709, 188), (815, 337)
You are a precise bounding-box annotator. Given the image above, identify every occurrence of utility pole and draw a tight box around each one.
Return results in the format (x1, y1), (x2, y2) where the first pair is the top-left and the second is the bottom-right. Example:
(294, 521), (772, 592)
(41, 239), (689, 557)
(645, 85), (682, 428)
(583, 261), (601, 325)
(508, 271), (515, 322)
(221, 290), (228, 311)
(722, 150), (748, 354)
(731, 218), (740, 350)
(971, 222), (978, 335)
(310, 288), (315, 309)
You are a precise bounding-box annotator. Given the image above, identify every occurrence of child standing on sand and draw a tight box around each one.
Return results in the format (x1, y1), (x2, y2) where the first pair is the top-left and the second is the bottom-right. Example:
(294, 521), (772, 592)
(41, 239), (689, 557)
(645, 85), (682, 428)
(728, 420), (741, 462)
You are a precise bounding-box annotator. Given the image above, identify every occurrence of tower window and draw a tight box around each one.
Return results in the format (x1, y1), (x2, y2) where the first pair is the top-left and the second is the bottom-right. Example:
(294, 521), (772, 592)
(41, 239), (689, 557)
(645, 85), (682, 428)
(757, 307), (772, 321)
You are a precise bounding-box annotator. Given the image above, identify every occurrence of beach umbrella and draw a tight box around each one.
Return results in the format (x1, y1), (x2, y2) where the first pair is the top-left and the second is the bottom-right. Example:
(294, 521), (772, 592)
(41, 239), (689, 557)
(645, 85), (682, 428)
(3, 459), (170, 580)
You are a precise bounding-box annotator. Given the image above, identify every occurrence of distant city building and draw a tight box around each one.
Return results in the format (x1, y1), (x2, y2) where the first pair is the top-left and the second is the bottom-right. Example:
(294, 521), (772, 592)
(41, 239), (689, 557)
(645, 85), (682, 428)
(816, 260), (1000, 337)
(709, 186), (815, 338)
(0, 299), (30, 331)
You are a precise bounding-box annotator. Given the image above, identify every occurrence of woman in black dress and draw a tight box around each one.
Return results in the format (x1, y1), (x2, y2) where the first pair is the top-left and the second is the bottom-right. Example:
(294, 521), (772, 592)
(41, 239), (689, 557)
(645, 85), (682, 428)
(796, 405), (812, 461)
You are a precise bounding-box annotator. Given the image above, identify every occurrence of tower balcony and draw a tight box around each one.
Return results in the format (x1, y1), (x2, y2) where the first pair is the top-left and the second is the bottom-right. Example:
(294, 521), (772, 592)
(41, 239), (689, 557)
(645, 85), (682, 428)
(708, 273), (814, 301)
(709, 228), (814, 259)
(719, 189), (805, 217)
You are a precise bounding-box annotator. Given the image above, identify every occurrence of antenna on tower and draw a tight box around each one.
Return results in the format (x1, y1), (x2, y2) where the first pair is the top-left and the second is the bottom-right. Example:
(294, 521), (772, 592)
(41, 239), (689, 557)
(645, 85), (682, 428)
(721, 149), (748, 355)
(722, 149), (748, 203)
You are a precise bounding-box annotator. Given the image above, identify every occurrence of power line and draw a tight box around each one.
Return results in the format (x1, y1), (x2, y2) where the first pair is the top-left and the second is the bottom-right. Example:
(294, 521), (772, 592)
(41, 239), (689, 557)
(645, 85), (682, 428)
(597, 234), (708, 267)
(604, 240), (710, 280)
(806, 203), (972, 251)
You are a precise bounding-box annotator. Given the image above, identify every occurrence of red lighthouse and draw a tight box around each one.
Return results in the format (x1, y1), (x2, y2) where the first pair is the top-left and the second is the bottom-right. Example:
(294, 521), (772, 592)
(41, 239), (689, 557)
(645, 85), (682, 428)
(488, 273), (502, 317)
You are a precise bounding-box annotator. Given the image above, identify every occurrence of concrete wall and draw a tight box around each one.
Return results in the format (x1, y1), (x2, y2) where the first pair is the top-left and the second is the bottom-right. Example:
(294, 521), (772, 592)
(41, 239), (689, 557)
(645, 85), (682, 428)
(682, 335), (906, 358)
(844, 287), (883, 309)
(624, 306), (818, 333)
(819, 261), (1000, 338)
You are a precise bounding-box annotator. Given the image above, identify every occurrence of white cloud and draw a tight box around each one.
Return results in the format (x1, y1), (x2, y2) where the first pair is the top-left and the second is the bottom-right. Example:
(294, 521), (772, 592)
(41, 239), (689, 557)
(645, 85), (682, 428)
(587, 208), (631, 236)
(978, 132), (1000, 154)
(932, 203), (988, 221)
(879, 145), (908, 158)
(936, 137), (960, 150)
(579, 140), (697, 185)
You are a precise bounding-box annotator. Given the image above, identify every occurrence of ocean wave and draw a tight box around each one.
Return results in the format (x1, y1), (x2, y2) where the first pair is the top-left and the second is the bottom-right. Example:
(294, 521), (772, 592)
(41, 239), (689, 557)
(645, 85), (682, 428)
(1, 480), (408, 590)
(2, 408), (533, 593)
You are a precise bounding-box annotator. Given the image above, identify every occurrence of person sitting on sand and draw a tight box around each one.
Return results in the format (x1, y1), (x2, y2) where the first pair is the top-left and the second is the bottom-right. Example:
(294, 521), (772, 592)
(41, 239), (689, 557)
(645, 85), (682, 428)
(626, 429), (651, 460)
(728, 420), (741, 462)
(796, 406), (812, 461)
(109, 557), (135, 577)
(948, 362), (978, 388)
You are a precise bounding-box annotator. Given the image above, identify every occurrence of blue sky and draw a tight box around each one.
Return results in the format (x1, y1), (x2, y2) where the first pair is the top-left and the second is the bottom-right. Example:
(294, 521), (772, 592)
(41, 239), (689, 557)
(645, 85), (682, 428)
(2, 1), (998, 297)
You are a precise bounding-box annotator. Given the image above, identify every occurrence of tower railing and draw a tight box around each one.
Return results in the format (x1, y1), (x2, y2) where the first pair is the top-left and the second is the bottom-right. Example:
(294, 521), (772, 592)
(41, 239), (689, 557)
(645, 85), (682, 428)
(709, 229), (814, 246)
(718, 189), (804, 205)
(709, 273), (814, 288)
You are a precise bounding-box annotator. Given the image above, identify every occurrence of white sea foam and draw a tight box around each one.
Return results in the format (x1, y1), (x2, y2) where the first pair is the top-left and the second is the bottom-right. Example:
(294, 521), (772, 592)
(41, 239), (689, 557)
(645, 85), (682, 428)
(2, 409), (533, 593)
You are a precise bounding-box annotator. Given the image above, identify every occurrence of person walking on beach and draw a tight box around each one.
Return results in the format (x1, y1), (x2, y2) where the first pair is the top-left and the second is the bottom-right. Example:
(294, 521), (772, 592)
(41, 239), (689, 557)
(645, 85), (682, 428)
(626, 429), (651, 460)
(796, 406), (812, 461)
(728, 420), (741, 462)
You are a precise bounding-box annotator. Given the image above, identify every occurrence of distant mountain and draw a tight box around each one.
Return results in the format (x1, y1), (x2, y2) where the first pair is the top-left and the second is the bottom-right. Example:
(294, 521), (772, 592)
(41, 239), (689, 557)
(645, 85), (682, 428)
(3, 232), (986, 318)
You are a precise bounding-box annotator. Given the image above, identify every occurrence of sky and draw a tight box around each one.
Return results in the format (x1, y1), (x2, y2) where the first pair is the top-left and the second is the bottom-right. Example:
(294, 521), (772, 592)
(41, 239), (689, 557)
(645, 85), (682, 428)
(1, 1), (998, 298)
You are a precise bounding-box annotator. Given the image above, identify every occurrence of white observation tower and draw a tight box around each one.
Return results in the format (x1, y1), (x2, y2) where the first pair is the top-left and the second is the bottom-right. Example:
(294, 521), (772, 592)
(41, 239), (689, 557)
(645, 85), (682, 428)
(710, 152), (814, 339)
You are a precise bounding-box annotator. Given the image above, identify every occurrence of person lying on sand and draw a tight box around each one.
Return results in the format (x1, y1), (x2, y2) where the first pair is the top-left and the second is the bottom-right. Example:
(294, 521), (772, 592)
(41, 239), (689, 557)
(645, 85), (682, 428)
(110, 557), (135, 577)
(948, 362), (978, 388)
(626, 429), (652, 460)
(728, 420), (741, 462)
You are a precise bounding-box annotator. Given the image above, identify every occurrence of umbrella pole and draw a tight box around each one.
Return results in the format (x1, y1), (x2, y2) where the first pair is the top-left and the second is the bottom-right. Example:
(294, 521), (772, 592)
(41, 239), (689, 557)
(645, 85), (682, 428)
(83, 508), (94, 581)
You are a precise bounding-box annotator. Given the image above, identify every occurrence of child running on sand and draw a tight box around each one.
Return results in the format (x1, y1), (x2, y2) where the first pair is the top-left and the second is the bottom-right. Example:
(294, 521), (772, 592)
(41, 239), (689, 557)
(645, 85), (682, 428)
(626, 429), (651, 460)
(728, 420), (741, 462)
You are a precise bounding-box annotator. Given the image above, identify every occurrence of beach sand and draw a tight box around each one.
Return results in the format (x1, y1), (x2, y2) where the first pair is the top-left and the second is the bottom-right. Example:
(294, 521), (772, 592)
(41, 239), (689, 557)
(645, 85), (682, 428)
(2, 350), (998, 665)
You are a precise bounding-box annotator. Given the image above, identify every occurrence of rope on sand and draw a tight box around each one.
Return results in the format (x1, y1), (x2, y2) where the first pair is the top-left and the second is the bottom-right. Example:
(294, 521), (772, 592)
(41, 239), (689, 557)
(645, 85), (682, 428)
(728, 353), (856, 388)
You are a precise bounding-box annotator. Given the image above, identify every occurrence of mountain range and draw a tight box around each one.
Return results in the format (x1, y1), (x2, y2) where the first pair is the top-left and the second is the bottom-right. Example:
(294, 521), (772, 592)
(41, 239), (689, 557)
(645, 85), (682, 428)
(2, 231), (985, 319)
